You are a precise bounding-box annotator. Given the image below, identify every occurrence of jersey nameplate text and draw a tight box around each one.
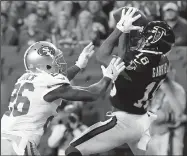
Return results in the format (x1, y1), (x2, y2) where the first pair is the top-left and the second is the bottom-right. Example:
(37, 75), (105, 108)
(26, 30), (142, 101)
(152, 63), (168, 78)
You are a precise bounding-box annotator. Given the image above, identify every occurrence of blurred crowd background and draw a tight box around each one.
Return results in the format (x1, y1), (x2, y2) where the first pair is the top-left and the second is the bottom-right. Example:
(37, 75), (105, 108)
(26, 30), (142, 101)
(1, 1), (187, 156)
(1, 1), (187, 47)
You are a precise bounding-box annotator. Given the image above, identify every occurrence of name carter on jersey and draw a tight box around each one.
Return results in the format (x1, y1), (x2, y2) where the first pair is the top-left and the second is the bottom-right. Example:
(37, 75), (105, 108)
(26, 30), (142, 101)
(152, 63), (168, 78)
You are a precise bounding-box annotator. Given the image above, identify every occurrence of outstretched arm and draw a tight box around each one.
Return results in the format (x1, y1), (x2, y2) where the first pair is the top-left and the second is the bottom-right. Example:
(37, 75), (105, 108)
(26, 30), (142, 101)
(96, 7), (142, 67)
(44, 58), (125, 102)
(96, 28), (123, 67)
(45, 76), (112, 102)
(118, 33), (130, 59)
(66, 42), (95, 81)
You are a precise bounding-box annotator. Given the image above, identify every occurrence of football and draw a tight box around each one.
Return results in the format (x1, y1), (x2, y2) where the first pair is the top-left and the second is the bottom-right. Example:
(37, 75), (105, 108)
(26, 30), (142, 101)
(113, 7), (148, 27)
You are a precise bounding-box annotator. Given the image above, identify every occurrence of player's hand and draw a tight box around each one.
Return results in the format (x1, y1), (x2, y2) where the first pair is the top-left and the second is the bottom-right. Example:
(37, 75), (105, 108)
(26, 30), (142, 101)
(48, 124), (66, 148)
(101, 57), (125, 82)
(116, 7), (142, 33)
(76, 42), (95, 69)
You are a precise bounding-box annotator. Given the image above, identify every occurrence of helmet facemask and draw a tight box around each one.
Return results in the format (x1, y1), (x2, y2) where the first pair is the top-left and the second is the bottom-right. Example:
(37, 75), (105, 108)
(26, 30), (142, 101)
(135, 26), (167, 55)
(135, 21), (175, 55)
(53, 51), (67, 76)
(34, 49), (67, 76)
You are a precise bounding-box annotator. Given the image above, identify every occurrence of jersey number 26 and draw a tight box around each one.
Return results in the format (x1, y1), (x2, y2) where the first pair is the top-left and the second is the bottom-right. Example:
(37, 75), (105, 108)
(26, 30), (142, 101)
(5, 83), (34, 117)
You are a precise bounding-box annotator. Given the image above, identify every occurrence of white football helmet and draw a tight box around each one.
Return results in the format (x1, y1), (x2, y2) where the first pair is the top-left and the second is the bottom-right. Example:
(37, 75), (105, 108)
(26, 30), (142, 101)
(24, 41), (67, 75)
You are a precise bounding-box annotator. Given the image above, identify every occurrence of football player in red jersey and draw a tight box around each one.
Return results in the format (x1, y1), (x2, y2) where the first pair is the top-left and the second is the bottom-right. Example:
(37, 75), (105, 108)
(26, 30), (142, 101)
(65, 7), (175, 156)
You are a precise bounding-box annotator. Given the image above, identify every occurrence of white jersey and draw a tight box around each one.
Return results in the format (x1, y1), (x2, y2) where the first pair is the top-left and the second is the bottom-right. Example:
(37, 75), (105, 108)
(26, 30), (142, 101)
(1, 71), (70, 145)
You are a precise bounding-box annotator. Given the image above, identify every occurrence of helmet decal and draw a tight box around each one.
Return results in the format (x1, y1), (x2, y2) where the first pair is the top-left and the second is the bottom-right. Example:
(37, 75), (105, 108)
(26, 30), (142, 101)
(38, 46), (55, 57)
(138, 21), (175, 54)
(150, 26), (166, 44)
(24, 41), (69, 75)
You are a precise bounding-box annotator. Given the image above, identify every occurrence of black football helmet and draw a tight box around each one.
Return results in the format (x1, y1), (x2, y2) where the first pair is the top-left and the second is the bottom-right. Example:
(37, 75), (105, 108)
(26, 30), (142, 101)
(138, 21), (175, 55)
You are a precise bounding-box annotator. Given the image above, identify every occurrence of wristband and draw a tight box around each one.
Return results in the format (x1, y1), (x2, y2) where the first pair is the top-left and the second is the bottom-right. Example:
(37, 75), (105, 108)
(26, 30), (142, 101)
(75, 61), (84, 69)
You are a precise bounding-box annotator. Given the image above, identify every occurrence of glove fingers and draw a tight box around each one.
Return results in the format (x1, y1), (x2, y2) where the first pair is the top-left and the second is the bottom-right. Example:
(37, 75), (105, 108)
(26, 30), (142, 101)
(88, 45), (94, 53)
(126, 7), (133, 16)
(101, 65), (106, 73)
(114, 57), (121, 67)
(118, 65), (126, 73)
(86, 42), (93, 49)
(121, 9), (126, 18)
(132, 14), (141, 22)
(131, 26), (142, 31)
(116, 62), (125, 70)
(88, 50), (95, 58)
(129, 8), (137, 17)
(110, 58), (117, 66)
(84, 42), (93, 52)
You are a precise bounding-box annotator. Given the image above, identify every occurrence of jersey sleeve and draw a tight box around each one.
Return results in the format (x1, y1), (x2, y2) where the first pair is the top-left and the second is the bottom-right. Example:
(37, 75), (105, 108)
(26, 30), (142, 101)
(124, 50), (169, 73)
(122, 51), (170, 84)
(33, 73), (71, 97)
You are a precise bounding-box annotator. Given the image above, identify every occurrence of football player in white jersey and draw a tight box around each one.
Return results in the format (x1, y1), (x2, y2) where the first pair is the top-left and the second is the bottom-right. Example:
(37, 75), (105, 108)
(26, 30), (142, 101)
(1, 41), (125, 155)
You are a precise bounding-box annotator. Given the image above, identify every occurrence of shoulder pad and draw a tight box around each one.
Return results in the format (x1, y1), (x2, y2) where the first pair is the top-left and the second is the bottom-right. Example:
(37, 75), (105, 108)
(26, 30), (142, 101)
(53, 74), (70, 85)
(16, 73), (36, 83)
(33, 73), (70, 87)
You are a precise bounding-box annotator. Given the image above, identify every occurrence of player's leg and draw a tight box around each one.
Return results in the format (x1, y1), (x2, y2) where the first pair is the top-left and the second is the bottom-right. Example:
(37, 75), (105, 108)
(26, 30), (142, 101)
(65, 113), (143, 156)
(1, 139), (17, 155)
(145, 133), (169, 155)
(171, 127), (185, 155)
(172, 134), (184, 155)
(24, 141), (41, 156)
(128, 141), (146, 156)
(129, 133), (161, 156)
(127, 111), (159, 155)
(66, 116), (122, 156)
